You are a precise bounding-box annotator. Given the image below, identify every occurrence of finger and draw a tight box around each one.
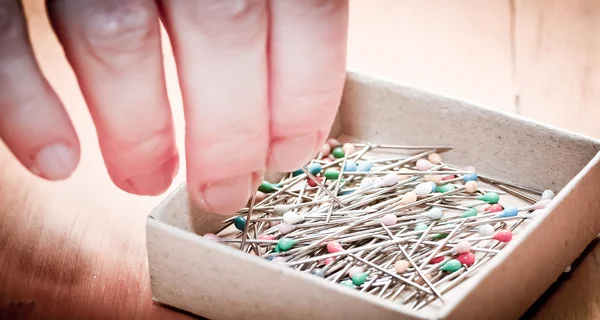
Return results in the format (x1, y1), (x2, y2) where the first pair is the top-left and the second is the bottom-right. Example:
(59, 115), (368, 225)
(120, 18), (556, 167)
(47, 0), (178, 196)
(0, 0), (80, 180)
(267, 0), (349, 171)
(158, 0), (269, 214)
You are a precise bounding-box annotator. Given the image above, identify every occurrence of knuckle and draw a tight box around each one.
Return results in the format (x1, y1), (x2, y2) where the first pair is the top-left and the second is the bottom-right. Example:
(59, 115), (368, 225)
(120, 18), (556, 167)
(182, 0), (266, 45)
(80, 1), (157, 55)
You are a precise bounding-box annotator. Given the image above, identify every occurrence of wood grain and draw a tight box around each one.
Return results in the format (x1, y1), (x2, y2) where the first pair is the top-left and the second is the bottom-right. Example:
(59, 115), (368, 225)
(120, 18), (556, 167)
(1, 0), (600, 319)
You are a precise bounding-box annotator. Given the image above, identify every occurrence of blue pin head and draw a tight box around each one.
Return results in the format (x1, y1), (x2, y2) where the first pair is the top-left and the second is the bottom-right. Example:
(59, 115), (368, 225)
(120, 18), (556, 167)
(462, 173), (478, 182)
(357, 162), (372, 172)
(499, 207), (519, 218)
(344, 161), (358, 172)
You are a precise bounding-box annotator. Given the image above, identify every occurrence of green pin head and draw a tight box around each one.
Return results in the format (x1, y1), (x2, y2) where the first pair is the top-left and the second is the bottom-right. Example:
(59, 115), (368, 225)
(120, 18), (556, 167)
(478, 192), (500, 204)
(439, 259), (462, 273)
(460, 208), (478, 218)
(432, 233), (449, 240)
(351, 272), (369, 286)
(277, 238), (298, 251)
(324, 168), (340, 180)
(332, 147), (345, 159)
(435, 184), (456, 193)
(233, 216), (246, 231)
(340, 280), (355, 288)
(258, 181), (276, 193)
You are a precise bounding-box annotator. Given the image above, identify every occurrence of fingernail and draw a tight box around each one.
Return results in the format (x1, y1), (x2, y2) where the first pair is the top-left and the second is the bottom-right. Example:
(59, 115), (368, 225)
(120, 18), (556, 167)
(268, 132), (319, 172)
(198, 173), (253, 215)
(32, 143), (78, 180)
(123, 154), (179, 196)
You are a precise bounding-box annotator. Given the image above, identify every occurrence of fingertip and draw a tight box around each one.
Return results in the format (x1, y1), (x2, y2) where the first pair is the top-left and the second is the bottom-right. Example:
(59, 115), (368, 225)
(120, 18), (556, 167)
(190, 170), (263, 215)
(115, 153), (179, 196)
(30, 143), (80, 181)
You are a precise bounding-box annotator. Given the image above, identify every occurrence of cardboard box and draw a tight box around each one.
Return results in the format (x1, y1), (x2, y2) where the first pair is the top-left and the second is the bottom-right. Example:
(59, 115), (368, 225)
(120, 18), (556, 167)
(146, 71), (600, 320)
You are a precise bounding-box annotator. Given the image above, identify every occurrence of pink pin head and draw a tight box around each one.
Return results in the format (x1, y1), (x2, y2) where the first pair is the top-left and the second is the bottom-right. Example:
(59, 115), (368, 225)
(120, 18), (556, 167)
(380, 213), (398, 226)
(320, 143), (331, 158)
(485, 204), (504, 213)
(428, 153), (443, 165)
(203, 233), (221, 242)
(430, 256), (445, 264)
(277, 223), (296, 235)
(493, 229), (513, 242)
(258, 234), (276, 241)
(272, 256), (290, 264)
(348, 266), (364, 278)
(307, 176), (323, 187)
(532, 199), (551, 210)
(442, 174), (456, 181)
(416, 159), (434, 171)
(453, 241), (471, 254)
(342, 143), (355, 155)
(457, 252), (476, 266)
(269, 220), (281, 228)
(327, 241), (344, 253)
(324, 257), (336, 265)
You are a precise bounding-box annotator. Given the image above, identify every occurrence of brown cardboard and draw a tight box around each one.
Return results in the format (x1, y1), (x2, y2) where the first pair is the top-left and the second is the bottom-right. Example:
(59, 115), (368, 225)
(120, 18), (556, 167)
(146, 70), (600, 320)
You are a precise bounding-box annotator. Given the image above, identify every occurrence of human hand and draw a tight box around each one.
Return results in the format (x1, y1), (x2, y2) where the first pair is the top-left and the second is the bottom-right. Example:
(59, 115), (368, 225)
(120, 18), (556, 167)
(0, 0), (348, 214)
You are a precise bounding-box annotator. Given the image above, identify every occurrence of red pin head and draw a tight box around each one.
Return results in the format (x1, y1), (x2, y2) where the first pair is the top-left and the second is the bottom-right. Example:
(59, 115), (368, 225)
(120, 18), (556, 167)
(457, 252), (476, 266)
(441, 174), (456, 181)
(308, 176), (323, 187)
(258, 234), (276, 241)
(430, 256), (445, 264)
(485, 204), (504, 213)
(327, 241), (343, 253)
(493, 230), (513, 242)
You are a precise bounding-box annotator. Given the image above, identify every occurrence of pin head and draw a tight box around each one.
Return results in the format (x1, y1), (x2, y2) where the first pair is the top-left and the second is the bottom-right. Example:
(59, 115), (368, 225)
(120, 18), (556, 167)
(309, 163), (322, 175)
(324, 168), (340, 180)
(456, 252), (476, 266)
(439, 259), (462, 272)
(233, 216), (246, 230)
(435, 184), (455, 193)
(258, 181), (276, 193)
(373, 178), (385, 188)
(485, 204), (504, 213)
(277, 223), (296, 235)
(344, 161), (358, 172)
(343, 143), (355, 155)
(442, 174), (456, 181)
(424, 175), (442, 183)
(428, 152), (443, 165)
(394, 260), (410, 273)
(292, 169), (303, 177)
(465, 180), (478, 193)
(311, 268), (326, 277)
(452, 241), (471, 254)
(415, 223), (428, 232)
(351, 272), (369, 286)
(478, 224), (495, 237)
(397, 167), (413, 180)
(348, 266), (364, 278)
(478, 192), (500, 204)
(277, 238), (298, 251)
(416, 159), (434, 171)
(271, 256), (290, 264)
(359, 177), (374, 189)
(460, 208), (478, 218)
(258, 234), (276, 241)
(340, 280), (354, 288)
(532, 199), (551, 210)
(462, 173), (478, 182)
(255, 191), (267, 203)
(380, 213), (398, 226)
(273, 204), (293, 216)
(498, 207), (519, 218)
(430, 256), (445, 264)
(493, 230), (513, 242)
(426, 207), (444, 220)
(324, 257), (336, 265)
(414, 182), (435, 196)
(203, 233), (221, 242)
(307, 176), (323, 187)
(382, 173), (399, 186)
(542, 189), (555, 200)
(400, 191), (418, 204)
(332, 146), (345, 159)
(283, 211), (304, 224)
(327, 241), (344, 253)
(357, 161), (372, 172)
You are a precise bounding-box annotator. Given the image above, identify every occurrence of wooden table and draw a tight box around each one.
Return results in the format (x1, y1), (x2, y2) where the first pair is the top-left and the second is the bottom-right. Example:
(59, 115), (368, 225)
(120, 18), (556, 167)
(2, 1), (599, 319)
